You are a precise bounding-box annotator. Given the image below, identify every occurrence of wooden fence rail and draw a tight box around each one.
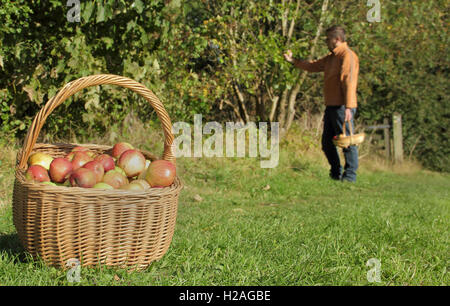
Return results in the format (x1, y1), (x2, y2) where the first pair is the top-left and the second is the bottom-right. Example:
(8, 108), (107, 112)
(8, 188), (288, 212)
(362, 113), (403, 163)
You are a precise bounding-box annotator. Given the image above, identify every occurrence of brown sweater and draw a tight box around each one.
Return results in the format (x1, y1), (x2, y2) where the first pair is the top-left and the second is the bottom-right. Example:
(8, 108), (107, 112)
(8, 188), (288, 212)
(293, 42), (359, 108)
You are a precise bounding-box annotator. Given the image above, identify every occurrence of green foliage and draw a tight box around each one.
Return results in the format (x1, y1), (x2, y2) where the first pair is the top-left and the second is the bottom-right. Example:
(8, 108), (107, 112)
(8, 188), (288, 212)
(0, 0), (448, 171)
(331, 0), (449, 171)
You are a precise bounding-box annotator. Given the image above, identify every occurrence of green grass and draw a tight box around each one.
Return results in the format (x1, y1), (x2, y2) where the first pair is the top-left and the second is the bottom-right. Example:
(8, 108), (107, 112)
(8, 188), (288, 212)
(0, 135), (449, 286)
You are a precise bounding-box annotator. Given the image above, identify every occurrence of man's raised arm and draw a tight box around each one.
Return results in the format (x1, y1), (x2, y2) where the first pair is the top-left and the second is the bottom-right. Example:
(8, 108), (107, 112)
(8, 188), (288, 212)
(284, 50), (329, 72)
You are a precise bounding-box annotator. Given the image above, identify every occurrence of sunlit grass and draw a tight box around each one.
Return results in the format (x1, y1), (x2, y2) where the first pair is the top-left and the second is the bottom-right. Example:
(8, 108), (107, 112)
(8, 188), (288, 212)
(0, 121), (448, 285)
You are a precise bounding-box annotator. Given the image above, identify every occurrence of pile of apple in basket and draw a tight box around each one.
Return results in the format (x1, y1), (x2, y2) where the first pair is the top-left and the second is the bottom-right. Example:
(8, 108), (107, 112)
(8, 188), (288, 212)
(25, 142), (175, 190)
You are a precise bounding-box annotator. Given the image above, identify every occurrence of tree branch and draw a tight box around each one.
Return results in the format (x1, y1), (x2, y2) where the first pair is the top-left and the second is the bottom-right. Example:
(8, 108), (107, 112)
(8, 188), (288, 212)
(284, 0), (329, 133)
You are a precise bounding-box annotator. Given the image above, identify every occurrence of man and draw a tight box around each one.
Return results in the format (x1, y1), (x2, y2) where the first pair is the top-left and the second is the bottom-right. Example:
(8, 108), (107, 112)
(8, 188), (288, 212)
(284, 25), (360, 182)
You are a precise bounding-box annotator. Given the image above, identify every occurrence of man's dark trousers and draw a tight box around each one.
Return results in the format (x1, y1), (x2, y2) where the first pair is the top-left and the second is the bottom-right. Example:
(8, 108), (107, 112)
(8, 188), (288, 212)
(322, 106), (358, 182)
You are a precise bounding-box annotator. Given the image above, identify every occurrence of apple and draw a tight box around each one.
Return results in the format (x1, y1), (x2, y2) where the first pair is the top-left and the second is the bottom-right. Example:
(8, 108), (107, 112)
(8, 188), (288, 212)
(71, 151), (93, 170)
(93, 182), (114, 189)
(145, 160), (176, 187)
(94, 154), (115, 172)
(42, 181), (57, 186)
(137, 160), (151, 180)
(102, 170), (128, 189)
(67, 146), (96, 160)
(57, 180), (71, 187)
(114, 166), (126, 176)
(119, 183), (145, 191)
(118, 149), (146, 178)
(130, 179), (151, 190)
(28, 152), (54, 170)
(49, 157), (73, 183)
(69, 168), (96, 188)
(112, 142), (134, 159)
(25, 165), (50, 183)
(72, 146), (89, 152)
(82, 160), (105, 183)
(66, 151), (76, 161)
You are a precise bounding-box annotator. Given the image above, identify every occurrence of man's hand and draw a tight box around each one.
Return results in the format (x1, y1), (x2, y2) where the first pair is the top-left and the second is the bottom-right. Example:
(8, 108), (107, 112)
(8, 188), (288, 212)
(345, 108), (353, 122)
(283, 50), (294, 63)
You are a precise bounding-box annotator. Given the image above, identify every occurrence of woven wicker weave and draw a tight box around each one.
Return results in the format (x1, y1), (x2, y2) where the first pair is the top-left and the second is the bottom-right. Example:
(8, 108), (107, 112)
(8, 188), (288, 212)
(12, 74), (183, 270)
(333, 120), (365, 148)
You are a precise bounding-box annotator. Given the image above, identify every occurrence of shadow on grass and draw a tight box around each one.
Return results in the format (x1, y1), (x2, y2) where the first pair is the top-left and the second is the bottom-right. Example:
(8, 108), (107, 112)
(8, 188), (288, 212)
(0, 232), (31, 263)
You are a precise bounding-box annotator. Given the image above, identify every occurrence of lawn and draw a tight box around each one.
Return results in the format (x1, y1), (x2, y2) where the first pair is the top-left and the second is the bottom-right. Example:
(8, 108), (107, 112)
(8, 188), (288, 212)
(0, 136), (449, 286)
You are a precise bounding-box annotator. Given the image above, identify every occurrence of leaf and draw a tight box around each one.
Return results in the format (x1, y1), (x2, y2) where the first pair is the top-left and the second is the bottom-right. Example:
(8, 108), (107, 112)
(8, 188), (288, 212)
(100, 37), (114, 49)
(82, 1), (95, 22)
(96, 2), (105, 23)
(23, 86), (35, 102)
(134, 0), (144, 14)
(262, 184), (271, 191)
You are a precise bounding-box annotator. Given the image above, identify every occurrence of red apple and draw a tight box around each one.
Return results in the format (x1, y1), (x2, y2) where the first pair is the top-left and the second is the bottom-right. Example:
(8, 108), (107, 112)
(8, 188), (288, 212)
(112, 142), (134, 159)
(28, 152), (54, 170)
(67, 147), (96, 160)
(94, 154), (115, 172)
(25, 165), (50, 183)
(102, 170), (128, 189)
(82, 160), (104, 183)
(71, 151), (93, 170)
(145, 160), (176, 187)
(72, 146), (89, 152)
(69, 168), (96, 188)
(49, 157), (73, 183)
(118, 149), (146, 178)
(66, 151), (76, 161)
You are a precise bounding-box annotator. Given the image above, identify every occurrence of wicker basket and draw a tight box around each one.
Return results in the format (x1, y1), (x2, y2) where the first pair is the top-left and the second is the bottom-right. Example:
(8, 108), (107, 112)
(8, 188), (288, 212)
(332, 120), (365, 148)
(12, 74), (183, 270)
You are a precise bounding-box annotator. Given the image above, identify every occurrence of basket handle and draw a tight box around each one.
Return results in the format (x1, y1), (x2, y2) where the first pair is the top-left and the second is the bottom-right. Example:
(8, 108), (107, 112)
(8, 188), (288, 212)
(342, 120), (354, 138)
(18, 74), (175, 170)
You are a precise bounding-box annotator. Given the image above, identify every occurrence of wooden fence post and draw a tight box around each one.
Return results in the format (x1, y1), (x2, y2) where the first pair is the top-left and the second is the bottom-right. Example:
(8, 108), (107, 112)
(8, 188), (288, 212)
(393, 113), (403, 163)
(383, 117), (390, 160)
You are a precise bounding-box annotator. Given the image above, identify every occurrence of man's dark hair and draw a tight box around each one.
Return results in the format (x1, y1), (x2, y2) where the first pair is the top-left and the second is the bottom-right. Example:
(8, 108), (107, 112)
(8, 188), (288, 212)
(326, 26), (346, 42)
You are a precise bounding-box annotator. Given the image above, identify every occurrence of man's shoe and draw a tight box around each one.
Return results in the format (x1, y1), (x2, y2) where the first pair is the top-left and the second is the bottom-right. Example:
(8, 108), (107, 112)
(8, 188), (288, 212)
(341, 177), (355, 183)
(330, 173), (342, 181)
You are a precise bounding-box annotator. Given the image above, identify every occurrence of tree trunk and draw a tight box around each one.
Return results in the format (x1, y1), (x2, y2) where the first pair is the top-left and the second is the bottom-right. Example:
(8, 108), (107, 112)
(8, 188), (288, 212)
(280, 0), (329, 136)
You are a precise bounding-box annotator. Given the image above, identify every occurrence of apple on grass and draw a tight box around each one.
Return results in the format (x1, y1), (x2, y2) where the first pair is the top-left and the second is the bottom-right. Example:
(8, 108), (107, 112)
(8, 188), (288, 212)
(49, 157), (73, 183)
(26, 165), (50, 183)
(94, 154), (115, 172)
(112, 142), (134, 159)
(102, 170), (128, 189)
(83, 160), (104, 183)
(145, 160), (176, 187)
(28, 152), (54, 170)
(118, 149), (146, 178)
(69, 168), (97, 188)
